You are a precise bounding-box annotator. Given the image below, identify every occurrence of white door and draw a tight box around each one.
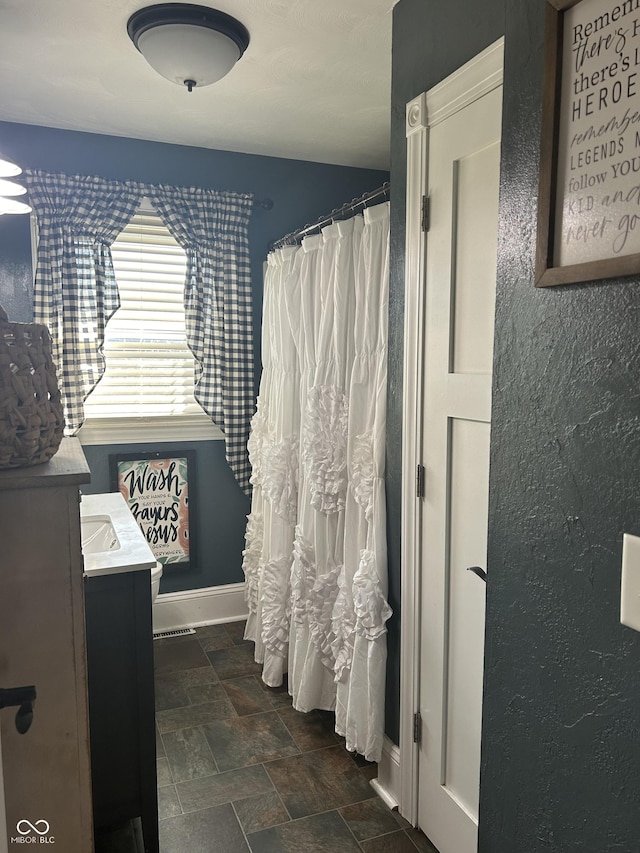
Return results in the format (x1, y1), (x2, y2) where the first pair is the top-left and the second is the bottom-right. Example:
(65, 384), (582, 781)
(417, 79), (502, 853)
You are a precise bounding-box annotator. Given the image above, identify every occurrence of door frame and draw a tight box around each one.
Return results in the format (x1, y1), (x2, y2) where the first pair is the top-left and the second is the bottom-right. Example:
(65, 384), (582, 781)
(399, 37), (504, 827)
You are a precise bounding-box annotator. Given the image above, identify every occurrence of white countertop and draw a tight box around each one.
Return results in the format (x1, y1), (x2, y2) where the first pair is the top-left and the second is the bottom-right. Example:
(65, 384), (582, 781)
(81, 492), (157, 578)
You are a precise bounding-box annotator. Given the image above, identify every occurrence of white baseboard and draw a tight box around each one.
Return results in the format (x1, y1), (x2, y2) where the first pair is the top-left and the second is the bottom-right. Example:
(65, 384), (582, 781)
(371, 735), (401, 811)
(152, 582), (248, 632)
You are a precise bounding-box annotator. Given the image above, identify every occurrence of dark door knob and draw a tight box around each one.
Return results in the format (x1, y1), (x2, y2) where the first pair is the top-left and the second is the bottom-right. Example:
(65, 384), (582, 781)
(466, 566), (487, 583)
(0, 685), (36, 734)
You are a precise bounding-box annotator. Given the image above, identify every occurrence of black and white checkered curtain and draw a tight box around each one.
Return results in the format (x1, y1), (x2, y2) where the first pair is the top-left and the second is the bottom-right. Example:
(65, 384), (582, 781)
(23, 169), (143, 430)
(24, 170), (255, 493)
(150, 186), (254, 494)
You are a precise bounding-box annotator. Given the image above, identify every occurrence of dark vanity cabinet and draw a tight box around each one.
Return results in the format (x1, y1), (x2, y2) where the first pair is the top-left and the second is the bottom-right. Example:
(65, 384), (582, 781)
(84, 565), (159, 853)
(0, 437), (158, 852)
(0, 438), (93, 851)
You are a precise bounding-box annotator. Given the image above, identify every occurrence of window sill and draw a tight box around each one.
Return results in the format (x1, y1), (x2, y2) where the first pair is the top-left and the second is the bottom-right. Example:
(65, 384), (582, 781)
(77, 416), (224, 446)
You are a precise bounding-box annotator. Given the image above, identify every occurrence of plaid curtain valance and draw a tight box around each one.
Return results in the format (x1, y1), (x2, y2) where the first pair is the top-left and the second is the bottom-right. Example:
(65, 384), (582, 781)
(23, 169), (255, 494)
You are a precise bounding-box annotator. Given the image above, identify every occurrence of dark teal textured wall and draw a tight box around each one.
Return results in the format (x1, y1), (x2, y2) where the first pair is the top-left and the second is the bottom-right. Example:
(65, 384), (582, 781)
(481, 2), (640, 850)
(392, 0), (640, 850)
(0, 121), (387, 593)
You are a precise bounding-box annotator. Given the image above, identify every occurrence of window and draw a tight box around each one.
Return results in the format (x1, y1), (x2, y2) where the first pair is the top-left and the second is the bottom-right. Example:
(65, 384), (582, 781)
(80, 204), (222, 444)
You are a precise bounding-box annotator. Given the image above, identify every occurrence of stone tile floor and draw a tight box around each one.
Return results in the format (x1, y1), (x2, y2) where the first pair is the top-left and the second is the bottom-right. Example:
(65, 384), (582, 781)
(154, 620), (438, 853)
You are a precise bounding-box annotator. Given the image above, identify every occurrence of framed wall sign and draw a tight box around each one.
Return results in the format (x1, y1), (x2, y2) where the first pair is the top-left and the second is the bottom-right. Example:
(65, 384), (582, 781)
(536, 0), (640, 286)
(110, 450), (196, 570)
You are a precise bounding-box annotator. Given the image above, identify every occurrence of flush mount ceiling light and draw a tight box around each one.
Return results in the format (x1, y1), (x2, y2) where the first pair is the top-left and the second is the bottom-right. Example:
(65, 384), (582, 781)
(127, 3), (250, 92)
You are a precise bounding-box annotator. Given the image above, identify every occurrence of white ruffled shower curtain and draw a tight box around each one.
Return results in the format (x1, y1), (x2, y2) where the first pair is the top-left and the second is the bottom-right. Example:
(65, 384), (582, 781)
(243, 202), (391, 762)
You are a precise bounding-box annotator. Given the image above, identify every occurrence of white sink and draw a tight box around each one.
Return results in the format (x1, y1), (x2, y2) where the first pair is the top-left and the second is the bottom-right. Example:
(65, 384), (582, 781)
(81, 516), (121, 554)
(80, 492), (156, 578)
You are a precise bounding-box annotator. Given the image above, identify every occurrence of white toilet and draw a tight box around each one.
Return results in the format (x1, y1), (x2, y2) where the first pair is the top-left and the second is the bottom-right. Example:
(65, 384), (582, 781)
(151, 562), (163, 602)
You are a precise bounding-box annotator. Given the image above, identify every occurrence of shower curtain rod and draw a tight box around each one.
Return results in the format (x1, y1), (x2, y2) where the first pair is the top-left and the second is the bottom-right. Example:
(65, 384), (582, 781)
(270, 181), (390, 250)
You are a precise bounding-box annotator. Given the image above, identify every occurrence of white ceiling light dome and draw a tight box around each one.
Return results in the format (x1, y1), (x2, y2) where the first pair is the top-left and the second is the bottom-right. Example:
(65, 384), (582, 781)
(127, 3), (250, 92)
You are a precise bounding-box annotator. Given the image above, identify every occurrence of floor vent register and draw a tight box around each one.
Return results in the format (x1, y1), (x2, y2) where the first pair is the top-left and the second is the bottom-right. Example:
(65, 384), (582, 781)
(152, 627), (197, 640)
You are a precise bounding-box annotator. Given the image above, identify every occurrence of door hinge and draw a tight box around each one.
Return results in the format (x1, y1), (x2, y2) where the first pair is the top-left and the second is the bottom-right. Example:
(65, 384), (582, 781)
(421, 195), (430, 232)
(416, 463), (425, 499)
(413, 710), (422, 743)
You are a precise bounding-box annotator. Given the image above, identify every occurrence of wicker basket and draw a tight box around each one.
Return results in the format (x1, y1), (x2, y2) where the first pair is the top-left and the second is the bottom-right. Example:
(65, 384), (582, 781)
(0, 304), (65, 468)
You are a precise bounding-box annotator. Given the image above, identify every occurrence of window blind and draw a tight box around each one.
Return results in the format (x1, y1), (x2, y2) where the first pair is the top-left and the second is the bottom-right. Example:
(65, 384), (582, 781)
(84, 210), (205, 421)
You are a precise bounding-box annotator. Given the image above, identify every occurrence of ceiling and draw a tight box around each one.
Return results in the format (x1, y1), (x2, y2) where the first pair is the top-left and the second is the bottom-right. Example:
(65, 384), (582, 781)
(0, 0), (396, 170)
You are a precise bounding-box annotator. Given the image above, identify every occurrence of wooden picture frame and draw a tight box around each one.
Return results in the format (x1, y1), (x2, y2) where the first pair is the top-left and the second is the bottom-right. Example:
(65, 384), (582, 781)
(110, 450), (196, 571)
(536, 0), (640, 287)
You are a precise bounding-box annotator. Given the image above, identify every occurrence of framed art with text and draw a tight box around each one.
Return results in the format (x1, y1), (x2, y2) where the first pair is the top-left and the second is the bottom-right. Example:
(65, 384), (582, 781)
(536, 0), (640, 286)
(110, 450), (196, 570)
